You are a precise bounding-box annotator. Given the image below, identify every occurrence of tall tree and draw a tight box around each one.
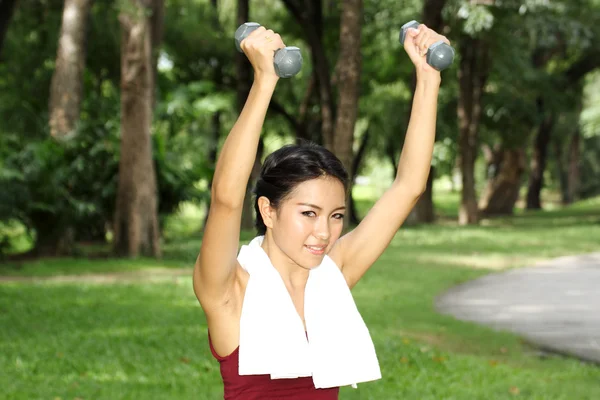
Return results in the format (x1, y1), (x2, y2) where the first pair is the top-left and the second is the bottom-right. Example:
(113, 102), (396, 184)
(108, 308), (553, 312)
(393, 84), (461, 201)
(48, 0), (93, 140)
(566, 126), (581, 204)
(39, 0), (93, 256)
(409, 0), (448, 223)
(203, 0), (223, 230)
(113, 0), (163, 257)
(457, 34), (490, 225)
(525, 97), (554, 209)
(233, 0), (263, 231)
(333, 0), (362, 229)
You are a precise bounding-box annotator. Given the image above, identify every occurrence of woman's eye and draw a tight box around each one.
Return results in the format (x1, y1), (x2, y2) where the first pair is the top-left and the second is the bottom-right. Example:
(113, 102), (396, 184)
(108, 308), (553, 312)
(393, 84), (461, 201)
(302, 211), (316, 217)
(333, 213), (345, 220)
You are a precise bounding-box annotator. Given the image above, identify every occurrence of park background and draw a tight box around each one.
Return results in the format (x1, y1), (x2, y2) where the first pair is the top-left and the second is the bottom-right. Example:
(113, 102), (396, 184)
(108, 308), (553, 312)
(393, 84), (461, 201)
(1, 0), (599, 399)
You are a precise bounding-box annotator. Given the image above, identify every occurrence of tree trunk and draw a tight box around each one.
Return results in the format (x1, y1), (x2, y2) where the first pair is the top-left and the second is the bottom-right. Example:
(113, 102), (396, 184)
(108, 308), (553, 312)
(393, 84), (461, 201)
(386, 138), (398, 177)
(113, 1), (161, 257)
(553, 136), (569, 205)
(241, 139), (264, 231)
(526, 98), (554, 210)
(557, 98), (583, 206)
(333, 0), (362, 173)
(39, 0), (92, 255)
(333, 0), (362, 231)
(567, 126), (581, 204)
(203, 0), (222, 230)
(295, 73), (316, 143)
(0, 0), (17, 60)
(48, 0), (93, 140)
(404, 0), (447, 224)
(234, 0), (257, 231)
(204, 110), (221, 229)
(457, 36), (490, 225)
(479, 146), (526, 215)
(413, 167), (436, 222)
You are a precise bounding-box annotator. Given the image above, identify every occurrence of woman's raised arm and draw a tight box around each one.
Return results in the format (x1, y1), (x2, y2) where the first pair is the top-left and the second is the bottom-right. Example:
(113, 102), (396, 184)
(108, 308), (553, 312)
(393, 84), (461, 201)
(331, 24), (449, 289)
(193, 26), (285, 308)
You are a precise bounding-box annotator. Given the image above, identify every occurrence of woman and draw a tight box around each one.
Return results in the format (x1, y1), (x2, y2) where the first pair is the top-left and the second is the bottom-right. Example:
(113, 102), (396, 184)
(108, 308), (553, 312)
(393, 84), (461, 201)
(193, 23), (448, 399)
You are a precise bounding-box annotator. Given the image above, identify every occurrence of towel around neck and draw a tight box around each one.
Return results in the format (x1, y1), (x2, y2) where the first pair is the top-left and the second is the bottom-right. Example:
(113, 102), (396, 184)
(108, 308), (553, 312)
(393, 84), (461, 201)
(237, 235), (382, 389)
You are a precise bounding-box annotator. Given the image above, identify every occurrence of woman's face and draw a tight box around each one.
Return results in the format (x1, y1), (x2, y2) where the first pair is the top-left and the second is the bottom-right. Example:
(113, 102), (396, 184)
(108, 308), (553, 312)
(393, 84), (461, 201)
(267, 176), (346, 269)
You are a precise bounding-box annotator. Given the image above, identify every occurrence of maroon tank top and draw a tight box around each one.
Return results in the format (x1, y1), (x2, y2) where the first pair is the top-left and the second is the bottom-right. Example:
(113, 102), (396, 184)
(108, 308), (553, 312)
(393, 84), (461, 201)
(208, 333), (340, 399)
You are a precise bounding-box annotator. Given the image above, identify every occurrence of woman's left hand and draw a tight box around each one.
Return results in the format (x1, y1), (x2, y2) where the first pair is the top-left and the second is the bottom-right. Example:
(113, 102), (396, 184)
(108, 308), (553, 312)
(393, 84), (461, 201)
(403, 24), (450, 78)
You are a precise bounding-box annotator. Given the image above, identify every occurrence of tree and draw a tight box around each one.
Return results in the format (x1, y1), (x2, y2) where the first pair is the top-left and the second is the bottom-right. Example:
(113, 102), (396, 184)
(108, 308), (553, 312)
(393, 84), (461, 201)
(457, 33), (490, 224)
(409, 0), (449, 224)
(0, 0), (17, 59)
(49, 0), (93, 140)
(333, 0), (362, 228)
(113, 0), (163, 257)
(233, 0), (264, 231)
(527, 48), (600, 209)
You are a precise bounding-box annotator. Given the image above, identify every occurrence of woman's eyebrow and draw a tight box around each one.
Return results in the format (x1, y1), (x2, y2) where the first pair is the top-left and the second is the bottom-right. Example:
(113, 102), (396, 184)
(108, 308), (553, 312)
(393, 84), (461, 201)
(297, 202), (346, 211)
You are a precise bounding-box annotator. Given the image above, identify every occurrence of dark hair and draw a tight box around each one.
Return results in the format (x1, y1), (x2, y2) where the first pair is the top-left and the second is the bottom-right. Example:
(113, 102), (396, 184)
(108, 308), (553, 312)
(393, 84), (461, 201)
(253, 141), (349, 235)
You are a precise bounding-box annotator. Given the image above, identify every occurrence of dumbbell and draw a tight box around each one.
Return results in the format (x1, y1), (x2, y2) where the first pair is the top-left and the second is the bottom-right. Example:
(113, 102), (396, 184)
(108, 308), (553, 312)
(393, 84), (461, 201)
(234, 22), (303, 78)
(399, 20), (455, 71)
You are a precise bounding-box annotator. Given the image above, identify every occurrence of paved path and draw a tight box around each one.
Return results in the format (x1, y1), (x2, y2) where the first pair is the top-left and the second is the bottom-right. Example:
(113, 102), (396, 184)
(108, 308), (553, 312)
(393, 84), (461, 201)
(435, 253), (600, 364)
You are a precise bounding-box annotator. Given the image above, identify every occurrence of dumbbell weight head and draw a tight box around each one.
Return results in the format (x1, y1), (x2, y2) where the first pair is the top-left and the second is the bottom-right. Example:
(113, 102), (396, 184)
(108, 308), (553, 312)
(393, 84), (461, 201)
(399, 20), (420, 46)
(234, 22), (303, 78)
(234, 22), (261, 52)
(399, 20), (455, 71)
(273, 46), (303, 78)
(426, 41), (455, 72)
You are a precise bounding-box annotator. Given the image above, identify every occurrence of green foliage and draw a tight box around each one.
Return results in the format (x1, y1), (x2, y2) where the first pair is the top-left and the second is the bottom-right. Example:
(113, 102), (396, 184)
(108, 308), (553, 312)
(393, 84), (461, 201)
(0, 113), (211, 253)
(0, 0), (63, 140)
(581, 70), (600, 139)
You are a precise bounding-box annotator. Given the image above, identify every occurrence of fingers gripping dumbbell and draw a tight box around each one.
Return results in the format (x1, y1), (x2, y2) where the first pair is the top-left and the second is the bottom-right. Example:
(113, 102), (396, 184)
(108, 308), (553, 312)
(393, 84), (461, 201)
(399, 20), (455, 71)
(234, 22), (303, 78)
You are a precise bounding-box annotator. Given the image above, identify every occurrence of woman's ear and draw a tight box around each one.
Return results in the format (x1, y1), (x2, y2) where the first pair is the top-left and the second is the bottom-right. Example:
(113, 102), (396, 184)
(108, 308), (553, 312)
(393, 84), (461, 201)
(257, 196), (275, 229)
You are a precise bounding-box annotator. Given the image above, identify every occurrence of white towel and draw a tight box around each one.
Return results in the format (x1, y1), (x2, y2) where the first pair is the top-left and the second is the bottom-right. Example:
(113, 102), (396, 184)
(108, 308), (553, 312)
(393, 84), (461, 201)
(237, 236), (382, 389)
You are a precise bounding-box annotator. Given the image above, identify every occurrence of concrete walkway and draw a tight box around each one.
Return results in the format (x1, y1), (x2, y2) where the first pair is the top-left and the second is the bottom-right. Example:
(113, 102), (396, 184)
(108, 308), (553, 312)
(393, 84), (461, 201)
(435, 253), (600, 364)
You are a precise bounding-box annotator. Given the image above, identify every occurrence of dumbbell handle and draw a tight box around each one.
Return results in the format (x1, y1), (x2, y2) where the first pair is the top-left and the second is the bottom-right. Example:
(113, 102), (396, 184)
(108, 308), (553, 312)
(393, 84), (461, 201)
(399, 20), (455, 71)
(234, 22), (303, 78)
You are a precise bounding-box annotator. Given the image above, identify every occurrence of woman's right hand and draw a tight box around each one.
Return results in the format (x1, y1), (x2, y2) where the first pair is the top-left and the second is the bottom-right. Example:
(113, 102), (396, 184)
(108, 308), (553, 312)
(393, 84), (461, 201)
(239, 26), (285, 83)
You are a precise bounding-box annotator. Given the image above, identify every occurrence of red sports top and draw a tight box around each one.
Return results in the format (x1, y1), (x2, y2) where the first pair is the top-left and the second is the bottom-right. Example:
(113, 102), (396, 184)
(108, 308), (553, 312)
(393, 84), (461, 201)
(209, 333), (340, 399)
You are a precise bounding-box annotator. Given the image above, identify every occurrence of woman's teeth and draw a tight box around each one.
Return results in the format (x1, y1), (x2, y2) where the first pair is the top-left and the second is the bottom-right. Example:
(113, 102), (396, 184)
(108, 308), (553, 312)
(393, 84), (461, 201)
(305, 245), (326, 254)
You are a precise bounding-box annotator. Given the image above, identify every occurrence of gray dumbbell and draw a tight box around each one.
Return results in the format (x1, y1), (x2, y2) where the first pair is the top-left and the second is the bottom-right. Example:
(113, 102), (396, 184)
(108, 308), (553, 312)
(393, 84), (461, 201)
(399, 20), (455, 71)
(234, 22), (303, 78)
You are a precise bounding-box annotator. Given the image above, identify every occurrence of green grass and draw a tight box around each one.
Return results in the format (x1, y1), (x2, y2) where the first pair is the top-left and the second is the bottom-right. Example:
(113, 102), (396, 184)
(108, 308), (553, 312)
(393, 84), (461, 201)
(1, 193), (599, 399)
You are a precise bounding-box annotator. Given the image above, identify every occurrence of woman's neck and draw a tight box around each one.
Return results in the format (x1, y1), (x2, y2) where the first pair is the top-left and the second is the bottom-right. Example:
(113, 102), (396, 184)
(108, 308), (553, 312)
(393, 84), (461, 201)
(261, 233), (310, 289)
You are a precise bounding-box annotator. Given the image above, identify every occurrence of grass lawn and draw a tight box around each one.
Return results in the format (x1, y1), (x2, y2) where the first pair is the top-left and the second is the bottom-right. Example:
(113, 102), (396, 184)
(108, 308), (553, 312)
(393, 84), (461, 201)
(1, 192), (599, 399)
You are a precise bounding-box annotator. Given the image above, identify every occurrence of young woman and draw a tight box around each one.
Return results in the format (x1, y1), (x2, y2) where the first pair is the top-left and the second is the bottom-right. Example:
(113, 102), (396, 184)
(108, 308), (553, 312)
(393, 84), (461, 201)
(194, 24), (448, 399)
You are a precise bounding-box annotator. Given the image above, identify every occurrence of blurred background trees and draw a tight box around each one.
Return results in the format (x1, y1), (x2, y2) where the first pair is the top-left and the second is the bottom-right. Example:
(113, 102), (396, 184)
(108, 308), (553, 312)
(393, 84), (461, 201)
(1, 0), (599, 259)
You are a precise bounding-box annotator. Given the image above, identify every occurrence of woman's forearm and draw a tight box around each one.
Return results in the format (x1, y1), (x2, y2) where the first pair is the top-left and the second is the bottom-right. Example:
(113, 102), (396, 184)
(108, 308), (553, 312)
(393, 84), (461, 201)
(395, 76), (440, 193)
(211, 76), (278, 207)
